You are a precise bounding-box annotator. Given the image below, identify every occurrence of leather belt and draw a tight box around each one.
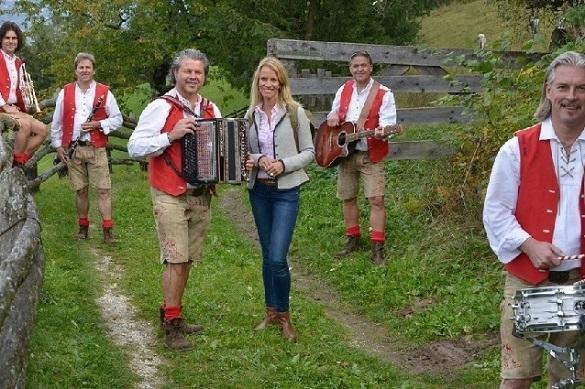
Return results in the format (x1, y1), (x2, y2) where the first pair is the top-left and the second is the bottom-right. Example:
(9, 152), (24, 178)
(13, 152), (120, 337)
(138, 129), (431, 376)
(549, 268), (581, 283)
(256, 178), (277, 187)
(76, 140), (91, 146)
(185, 187), (206, 196)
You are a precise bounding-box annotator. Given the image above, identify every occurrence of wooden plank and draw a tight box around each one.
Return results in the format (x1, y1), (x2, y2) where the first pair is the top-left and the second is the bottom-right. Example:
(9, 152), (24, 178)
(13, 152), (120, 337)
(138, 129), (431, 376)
(290, 75), (481, 95)
(386, 141), (454, 160)
(267, 38), (545, 67)
(310, 106), (470, 126)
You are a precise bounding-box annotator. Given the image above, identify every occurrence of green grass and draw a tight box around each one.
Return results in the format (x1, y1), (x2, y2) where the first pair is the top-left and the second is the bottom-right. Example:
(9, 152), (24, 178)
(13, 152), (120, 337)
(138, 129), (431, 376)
(418, 0), (552, 52)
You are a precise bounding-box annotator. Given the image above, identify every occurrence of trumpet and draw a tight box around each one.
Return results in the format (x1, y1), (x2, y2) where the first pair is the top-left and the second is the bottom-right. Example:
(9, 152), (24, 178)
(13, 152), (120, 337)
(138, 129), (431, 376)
(21, 62), (41, 113)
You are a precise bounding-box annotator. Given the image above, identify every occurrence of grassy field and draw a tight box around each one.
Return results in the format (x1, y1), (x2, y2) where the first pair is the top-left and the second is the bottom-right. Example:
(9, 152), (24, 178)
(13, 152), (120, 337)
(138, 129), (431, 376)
(418, 0), (553, 51)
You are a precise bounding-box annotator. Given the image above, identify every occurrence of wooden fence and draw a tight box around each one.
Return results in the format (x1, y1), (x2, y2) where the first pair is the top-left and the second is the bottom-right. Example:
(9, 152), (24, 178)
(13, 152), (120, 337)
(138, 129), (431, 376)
(267, 38), (541, 160)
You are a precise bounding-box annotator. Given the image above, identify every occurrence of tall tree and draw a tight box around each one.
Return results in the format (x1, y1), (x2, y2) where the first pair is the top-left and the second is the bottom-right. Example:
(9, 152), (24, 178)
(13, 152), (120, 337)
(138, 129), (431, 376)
(8, 0), (440, 94)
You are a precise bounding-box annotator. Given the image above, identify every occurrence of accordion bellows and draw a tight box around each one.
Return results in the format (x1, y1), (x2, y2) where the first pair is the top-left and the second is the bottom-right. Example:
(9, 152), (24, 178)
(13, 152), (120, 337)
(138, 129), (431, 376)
(182, 118), (248, 185)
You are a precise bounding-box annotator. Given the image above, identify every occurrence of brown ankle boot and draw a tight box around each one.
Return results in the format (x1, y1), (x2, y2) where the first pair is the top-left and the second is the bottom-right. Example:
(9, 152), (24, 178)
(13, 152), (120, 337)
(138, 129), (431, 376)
(77, 225), (89, 240)
(164, 318), (193, 351)
(335, 236), (360, 258)
(371, 242), (385, 265)
(103, 227), (114, 244)
(159, 307), (204, 334)
(278, 311), (297, 342)
(255, 307), (279, 331)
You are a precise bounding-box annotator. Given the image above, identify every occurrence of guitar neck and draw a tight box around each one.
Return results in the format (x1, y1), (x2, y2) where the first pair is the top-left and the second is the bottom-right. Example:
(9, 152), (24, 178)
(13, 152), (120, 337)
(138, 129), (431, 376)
(345, 125), (398, 142)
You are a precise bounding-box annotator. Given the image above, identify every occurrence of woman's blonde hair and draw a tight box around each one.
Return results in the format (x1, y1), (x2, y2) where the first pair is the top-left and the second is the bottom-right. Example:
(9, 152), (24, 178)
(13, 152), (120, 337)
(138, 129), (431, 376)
(249, 56), (299, 112)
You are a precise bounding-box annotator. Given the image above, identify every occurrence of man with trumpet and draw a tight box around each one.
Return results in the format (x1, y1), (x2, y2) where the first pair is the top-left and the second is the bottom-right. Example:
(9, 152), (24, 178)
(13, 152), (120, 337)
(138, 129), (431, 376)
(51, 52), (123, 244)
(0, 21), (47, 167)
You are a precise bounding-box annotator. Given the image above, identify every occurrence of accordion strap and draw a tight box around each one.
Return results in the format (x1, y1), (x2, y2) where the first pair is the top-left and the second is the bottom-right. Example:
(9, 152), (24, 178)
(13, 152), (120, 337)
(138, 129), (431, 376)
(157, 94), (210, 187)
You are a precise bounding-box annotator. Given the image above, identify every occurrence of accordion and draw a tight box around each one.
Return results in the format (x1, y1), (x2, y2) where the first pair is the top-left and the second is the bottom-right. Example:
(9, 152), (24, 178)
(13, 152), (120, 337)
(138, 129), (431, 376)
(181, 118), (248, 185)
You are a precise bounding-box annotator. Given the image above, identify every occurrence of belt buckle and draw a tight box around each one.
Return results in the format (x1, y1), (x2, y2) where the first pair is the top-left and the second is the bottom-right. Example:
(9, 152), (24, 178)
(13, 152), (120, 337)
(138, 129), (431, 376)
(549, 271), (570, 283)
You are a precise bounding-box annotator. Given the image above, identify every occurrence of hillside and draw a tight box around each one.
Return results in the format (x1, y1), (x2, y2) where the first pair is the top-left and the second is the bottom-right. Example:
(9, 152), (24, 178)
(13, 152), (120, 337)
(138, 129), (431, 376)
(418, 0), (552, 51)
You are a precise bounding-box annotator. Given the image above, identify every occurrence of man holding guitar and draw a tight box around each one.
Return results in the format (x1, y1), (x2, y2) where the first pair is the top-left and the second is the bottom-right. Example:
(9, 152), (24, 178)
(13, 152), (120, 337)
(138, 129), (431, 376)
(326, 51), (397, 265)
(51, 52), (123, 244)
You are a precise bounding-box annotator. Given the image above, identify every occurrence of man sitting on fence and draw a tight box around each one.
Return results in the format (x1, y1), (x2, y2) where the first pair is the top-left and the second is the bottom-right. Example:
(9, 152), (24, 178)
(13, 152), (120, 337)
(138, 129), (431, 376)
(0, 21), (47, 167)
(51, 52), (123, 244)
(326, 50), (397, 265)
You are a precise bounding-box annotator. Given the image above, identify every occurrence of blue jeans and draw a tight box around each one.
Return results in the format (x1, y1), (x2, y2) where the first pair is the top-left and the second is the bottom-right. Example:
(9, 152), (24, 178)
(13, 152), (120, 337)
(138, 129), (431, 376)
(249, 183), (300, 312)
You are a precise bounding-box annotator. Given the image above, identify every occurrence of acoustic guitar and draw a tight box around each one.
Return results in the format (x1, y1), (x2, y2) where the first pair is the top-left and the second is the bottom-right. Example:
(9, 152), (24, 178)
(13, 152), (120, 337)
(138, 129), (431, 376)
(313, 121), (403, 168)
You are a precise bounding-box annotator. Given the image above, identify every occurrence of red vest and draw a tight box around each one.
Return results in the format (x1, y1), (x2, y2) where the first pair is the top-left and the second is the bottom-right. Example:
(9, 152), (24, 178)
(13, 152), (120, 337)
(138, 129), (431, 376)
(338, 80), (389, 163)
(61, 82), (110, 148)
(504, 123), (585, 285)
(0, 54), (25, 111)
(149, 98), (216, 196)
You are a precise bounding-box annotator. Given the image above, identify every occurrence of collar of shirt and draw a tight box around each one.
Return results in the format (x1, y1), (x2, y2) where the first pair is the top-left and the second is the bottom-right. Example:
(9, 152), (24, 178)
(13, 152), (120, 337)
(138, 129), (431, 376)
(254, 103), (285, 128)
(170, 88), (202, 115)
(539, 117), (585, 143)
(75, 80), (96, 95)
(353, 77), (374, 95)
(1, 49), (15, 62)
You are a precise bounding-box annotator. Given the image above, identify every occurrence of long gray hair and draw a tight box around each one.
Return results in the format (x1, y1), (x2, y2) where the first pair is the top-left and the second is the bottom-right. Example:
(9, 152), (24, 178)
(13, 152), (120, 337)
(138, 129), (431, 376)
(168, 48), (209, 85)
(534, 51), (585, 121)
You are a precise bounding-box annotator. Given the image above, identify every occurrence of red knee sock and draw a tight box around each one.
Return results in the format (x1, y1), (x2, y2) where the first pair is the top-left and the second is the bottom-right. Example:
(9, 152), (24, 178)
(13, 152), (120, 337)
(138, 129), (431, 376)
(346, 225), (361, 237)
(102, 219), (113, 228)
(164, 305), (182, 322)
(78, 217), (90, 227)
(370, 230), (385, 244)
(13, 153), (30, 164)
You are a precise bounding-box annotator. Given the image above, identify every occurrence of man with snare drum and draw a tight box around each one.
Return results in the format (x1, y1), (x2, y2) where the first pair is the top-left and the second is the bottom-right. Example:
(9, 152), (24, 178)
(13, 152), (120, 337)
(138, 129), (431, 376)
(326, 51), (396, 265)
(484, 51), (585, 389)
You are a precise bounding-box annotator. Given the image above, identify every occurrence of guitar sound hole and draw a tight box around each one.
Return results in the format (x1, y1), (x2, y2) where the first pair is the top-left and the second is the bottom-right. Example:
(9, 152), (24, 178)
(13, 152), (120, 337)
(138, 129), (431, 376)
(338, 133), (346, 146)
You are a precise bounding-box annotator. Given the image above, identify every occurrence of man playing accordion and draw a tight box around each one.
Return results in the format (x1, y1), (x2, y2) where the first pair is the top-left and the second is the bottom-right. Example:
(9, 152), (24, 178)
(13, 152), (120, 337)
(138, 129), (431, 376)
(128, 48), (221, 351)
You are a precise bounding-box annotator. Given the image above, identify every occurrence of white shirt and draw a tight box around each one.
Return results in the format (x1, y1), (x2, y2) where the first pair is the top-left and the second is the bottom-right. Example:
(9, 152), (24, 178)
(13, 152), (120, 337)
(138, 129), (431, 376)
(252, 104), (285, 179)
(0, 49), (20, 106)
(128, 88), (221, 159)
(483, 117), (585, 271)
(329, 78), (397, 151)
(50, 81), (123, 148)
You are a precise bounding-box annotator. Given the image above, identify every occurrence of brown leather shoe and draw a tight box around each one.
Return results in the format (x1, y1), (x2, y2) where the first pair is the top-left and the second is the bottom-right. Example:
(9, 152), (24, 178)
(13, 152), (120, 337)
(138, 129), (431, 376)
(278, 311), (297, 342)
(164, 318), (193, 351)
(255, 307), (279, 331)
(371, 242), (385, 265)
(159, 307), (204, 334)
(103, 227), (114, 244)
(77, 225), (89, 240)
(335, 236), (361, 258)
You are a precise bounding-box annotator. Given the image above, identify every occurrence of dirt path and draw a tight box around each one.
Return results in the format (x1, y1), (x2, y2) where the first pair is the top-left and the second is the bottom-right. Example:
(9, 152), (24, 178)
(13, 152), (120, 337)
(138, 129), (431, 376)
(89, 247), (164, 389)
(218, 188), (498, 376)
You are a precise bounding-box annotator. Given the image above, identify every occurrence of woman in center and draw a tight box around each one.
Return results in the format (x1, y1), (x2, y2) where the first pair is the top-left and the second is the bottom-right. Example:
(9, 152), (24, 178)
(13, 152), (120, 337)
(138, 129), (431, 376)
(245, 56), (314, 342)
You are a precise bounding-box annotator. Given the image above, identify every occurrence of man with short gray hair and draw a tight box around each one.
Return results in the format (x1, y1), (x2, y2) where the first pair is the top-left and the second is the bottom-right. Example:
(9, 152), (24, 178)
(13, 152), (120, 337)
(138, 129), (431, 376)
(128, 48), (221, 351)
(51, 52), (122, 244)
(484, 51), (585, 388)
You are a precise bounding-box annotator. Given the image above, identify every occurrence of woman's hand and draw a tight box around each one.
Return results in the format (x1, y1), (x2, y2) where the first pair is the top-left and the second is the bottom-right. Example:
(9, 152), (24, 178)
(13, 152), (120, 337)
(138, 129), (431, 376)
(265, 159), (284, 177)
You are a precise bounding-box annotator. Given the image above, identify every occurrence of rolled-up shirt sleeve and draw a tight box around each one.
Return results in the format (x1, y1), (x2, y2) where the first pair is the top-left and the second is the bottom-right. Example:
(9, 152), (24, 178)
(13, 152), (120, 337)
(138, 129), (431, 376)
(483, 137), (531, 263)
(99, 90), (123, 135)
(128, 99), (173, 158)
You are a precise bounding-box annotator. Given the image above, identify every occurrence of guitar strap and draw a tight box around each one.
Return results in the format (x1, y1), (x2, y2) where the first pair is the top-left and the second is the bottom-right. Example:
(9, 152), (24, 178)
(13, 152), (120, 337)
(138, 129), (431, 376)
(356, 80), (381, 131)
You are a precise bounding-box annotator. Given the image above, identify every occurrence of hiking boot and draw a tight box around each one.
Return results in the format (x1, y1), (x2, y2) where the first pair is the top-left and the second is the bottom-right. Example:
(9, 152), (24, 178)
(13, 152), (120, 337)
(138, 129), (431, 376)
(77, 225), (89, 240)
(371, 242), (385, 266)
(159, 307), (204, 334)
(103, 227), (114, 244)
(255, 307), (279, 331)
(164, 318), (193, 351)
(335, 236), (361, 258)
(278, 311), (297, 343)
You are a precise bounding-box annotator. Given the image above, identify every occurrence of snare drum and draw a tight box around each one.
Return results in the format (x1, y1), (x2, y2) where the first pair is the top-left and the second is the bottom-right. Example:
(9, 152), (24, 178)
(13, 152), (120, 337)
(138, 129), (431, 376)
(512, 285), (585, 334)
